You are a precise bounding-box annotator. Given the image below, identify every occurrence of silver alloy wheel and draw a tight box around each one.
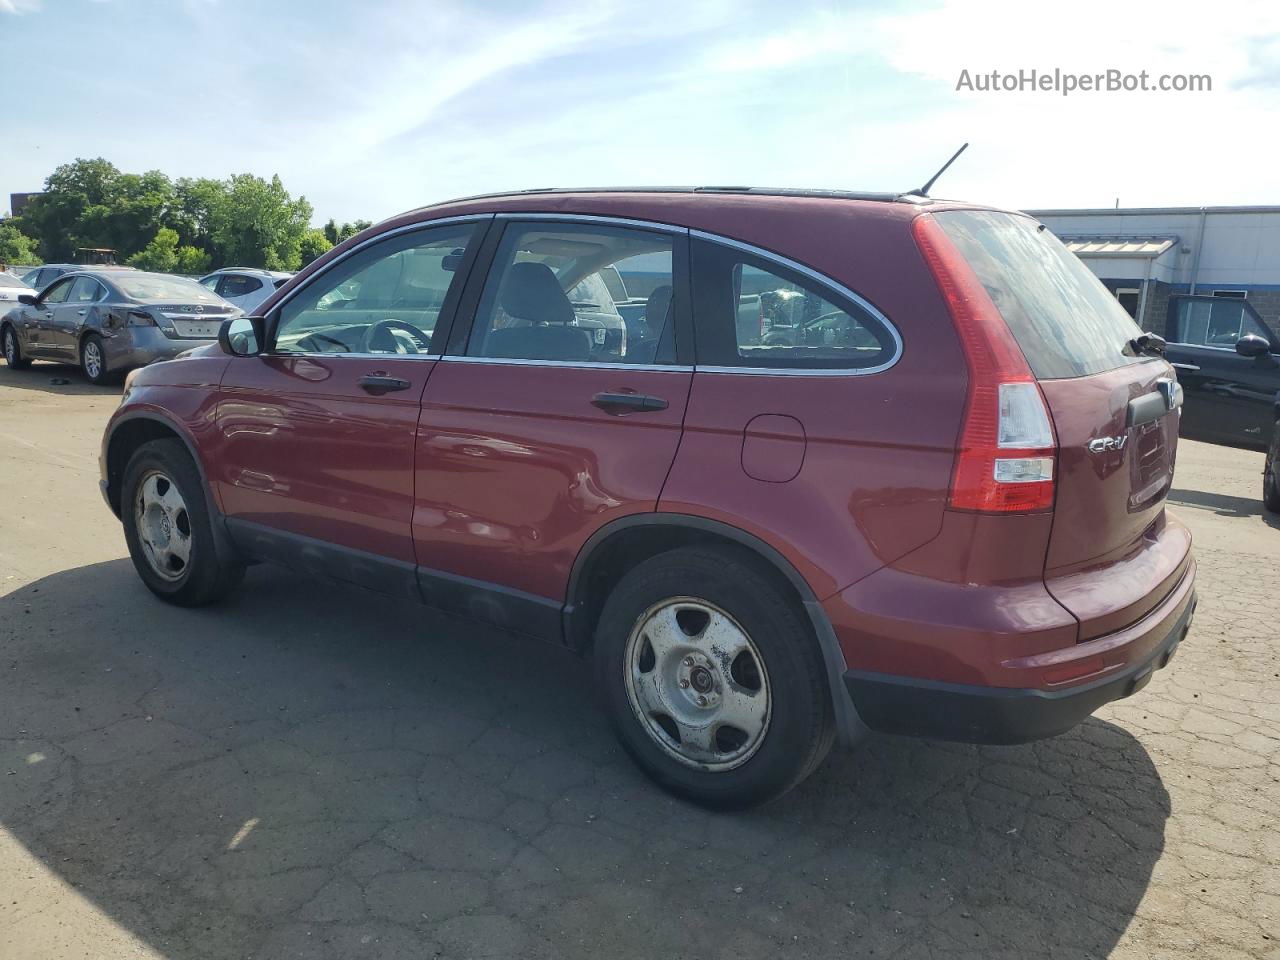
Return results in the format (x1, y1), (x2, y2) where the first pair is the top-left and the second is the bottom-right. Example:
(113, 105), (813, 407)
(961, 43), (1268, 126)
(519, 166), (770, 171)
(3, 329), (15, 364)
(83, 339), (102, 379)
(623, 598), (771, 771)
(134, 470), (193, 581)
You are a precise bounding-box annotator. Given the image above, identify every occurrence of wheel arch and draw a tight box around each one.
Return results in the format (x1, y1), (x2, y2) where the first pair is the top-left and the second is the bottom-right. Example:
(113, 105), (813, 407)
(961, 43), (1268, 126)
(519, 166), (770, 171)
(103, 412), (214, 519)
(563, 512), (866, 747)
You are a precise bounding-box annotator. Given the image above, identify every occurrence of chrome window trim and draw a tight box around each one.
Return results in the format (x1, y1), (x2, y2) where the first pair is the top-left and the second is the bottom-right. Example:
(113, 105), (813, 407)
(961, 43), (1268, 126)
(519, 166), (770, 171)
(440, 355), (691, 373)
(689, 229), (902, 376)
(261, 351), (444, 362)
(267, 214), (493, 319)
(492, 212), (685, 234)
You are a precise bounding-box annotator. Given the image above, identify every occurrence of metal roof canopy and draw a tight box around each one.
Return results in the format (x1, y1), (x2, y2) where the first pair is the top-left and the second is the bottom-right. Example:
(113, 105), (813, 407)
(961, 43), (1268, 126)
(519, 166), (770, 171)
(1059, 236), (1178, 258)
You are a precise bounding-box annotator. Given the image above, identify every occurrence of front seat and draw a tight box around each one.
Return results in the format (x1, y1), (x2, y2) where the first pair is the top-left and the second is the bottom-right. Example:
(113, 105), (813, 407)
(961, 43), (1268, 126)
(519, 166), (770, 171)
(627, 284), (672, 364)
(484, 262), (593, 361)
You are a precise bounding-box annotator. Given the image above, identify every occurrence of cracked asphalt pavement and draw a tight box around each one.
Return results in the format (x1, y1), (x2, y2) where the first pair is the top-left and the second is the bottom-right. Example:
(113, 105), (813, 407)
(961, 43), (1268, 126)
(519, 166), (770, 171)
(1, 364), (1278, 959)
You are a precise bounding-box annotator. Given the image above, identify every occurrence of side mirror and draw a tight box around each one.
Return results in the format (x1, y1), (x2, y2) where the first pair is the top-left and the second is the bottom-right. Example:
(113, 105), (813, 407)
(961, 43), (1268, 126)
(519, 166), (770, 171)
(1235, 333), (1272, 358)
(218, 315), (266, 357)
(17, 294), (36, 306)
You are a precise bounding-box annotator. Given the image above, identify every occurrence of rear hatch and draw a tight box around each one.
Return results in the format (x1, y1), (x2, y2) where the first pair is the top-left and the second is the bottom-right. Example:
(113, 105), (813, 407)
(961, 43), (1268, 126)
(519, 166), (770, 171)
(933, 210), (1190, 639)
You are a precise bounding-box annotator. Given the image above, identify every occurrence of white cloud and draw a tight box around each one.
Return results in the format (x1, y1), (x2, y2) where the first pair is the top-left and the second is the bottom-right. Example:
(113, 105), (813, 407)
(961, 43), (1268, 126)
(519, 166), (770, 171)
(0, 0), (42, 13)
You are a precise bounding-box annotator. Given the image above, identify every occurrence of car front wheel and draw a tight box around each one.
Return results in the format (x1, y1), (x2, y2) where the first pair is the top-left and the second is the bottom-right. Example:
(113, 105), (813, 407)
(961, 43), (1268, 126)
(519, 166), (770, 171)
(1264, 421), (1280, 513)
(595, 545), (834, 808)
(122, 439), (244, 606)
(3, 326), (31, 370)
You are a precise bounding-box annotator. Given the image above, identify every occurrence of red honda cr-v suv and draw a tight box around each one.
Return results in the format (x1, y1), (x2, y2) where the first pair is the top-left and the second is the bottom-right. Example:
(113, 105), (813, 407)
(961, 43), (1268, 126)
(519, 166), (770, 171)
(100, 188), (1196, 807)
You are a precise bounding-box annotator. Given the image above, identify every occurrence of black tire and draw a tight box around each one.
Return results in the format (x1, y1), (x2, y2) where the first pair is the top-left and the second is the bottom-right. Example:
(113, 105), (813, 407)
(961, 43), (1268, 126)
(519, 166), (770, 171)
(2, 324), (31, 370)
(594, 545), (834, 809)
(121, 438), (244, 606)
(80, 333), (114, 385)
(1264, 421), (1280, 513)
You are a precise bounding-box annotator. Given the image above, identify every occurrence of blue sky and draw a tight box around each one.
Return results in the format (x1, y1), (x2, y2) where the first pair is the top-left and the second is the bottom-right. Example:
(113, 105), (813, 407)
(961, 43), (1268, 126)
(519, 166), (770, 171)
(2, 0), (1278, 224)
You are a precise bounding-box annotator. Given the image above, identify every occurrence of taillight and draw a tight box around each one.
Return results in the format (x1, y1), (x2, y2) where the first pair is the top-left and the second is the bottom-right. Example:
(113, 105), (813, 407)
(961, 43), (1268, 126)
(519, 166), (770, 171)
(913, 214), (1057, 513)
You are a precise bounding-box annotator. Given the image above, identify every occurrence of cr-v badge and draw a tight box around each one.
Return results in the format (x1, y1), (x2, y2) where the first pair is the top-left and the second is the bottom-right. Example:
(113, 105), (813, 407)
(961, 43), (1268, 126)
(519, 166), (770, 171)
(1088, 435), (1129, 453)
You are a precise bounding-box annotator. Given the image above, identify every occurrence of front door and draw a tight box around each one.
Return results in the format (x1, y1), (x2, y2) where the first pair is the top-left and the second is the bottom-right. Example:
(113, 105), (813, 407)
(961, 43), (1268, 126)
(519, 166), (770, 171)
(49, 276), (105, 356)
(413, 218), (693, 631)
(1165, 295), (1280, 447)
(213, 219), (487, 592)
(27, 276), (74, 358)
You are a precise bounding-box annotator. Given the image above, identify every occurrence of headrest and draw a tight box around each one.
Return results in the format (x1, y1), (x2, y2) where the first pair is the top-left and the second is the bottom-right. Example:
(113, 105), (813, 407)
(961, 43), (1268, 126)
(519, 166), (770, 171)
(499, 261), (574, 325)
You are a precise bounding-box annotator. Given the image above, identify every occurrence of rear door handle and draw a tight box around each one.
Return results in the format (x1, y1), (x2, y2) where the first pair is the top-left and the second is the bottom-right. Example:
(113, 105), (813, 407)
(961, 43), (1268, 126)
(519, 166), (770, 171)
(591, 392), (668, 413)
(358, 374), (412, 395)
(1170, 362), (1199, 372)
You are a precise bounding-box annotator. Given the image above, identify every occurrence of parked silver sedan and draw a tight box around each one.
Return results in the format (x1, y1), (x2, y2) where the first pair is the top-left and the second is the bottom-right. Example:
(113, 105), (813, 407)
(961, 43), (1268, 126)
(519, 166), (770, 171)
(0, 271), (34, 306)
(1, 270), (239, 384)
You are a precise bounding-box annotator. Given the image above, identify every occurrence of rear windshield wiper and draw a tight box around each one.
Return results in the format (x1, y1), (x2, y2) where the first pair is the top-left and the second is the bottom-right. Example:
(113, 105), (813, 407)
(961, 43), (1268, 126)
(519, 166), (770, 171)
(1126, 333), (1166, 357)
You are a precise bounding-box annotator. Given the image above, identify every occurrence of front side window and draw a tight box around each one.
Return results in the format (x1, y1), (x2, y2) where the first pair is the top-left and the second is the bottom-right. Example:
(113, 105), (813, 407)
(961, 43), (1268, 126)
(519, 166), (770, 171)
(273, 222), (479, 355)
(1171, 297), (1273, 349)
(41, 278), (73, 304)
(691, 239), (896, 370)
(467, 222), (676, 365)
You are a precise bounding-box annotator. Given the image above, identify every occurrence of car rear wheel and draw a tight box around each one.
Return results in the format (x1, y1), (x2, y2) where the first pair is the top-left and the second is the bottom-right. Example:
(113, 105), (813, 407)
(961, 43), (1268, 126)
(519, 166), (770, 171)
(1264, 421), (1280, 513)
(81, 333), (112, 385)
(594, 545), (834, 809)
(3, 326), (31, 370)
(122, 439), (244, 606)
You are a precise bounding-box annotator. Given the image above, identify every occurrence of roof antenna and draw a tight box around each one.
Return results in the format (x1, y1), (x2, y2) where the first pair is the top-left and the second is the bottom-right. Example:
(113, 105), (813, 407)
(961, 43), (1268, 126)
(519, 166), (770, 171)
(914, 142), (969, 198)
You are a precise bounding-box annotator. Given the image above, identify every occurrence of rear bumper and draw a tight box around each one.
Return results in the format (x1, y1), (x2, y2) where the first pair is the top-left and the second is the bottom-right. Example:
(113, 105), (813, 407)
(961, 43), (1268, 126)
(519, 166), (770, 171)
(844, 561), (1197, 744)
(102, 327), (211, 372)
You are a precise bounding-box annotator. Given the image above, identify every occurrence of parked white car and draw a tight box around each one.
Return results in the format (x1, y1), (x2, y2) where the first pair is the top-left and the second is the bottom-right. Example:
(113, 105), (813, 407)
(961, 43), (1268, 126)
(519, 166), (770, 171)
(198, 268), (292, 314)
(0, 270), (34, 305)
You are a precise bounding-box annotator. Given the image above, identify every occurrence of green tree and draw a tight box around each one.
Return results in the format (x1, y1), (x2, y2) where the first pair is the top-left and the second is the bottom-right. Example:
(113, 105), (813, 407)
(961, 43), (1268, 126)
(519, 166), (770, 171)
(19, 158), (123, 261)
(0, 221), (42, 265)
(210, 174), (313, 270)
(299, 228), (332, 266)
(323, 218), (373, 246)
(128, 227), (180, 272)
(174, 245), (212, 275)
(172, 177), (227, 252)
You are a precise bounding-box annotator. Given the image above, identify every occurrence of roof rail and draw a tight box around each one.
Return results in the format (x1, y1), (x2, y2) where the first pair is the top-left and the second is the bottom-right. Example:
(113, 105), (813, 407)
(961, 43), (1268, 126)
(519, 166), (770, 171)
(400, 185), (925, 218)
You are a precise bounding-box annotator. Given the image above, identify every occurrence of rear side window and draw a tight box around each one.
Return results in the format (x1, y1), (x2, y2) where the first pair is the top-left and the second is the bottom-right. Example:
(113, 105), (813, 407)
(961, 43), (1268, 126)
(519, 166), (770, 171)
(934, 210), (1144, 379)
(219, 275), (263, 298)
(691, 238), (897, 370)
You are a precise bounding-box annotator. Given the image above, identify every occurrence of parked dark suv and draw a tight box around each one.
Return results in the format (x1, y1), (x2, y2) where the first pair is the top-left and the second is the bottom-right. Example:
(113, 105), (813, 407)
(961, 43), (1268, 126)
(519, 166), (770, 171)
(99, 188), (1197, 807)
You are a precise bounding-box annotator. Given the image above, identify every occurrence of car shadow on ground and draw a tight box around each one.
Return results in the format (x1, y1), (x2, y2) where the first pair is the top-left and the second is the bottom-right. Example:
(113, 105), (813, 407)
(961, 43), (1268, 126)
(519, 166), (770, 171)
(0, 362), (119, 396)
(0, 559), (1170, 959)
(1169, 486), (1280, 529)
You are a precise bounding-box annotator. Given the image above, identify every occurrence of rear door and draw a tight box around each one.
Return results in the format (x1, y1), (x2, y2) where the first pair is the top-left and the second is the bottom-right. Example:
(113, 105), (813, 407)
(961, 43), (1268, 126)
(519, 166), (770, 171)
(412, 217), (692, 631)
(1163, 295), (1280, 448)
(214, 219), (487, 593)
(935, 210), (1188, 639)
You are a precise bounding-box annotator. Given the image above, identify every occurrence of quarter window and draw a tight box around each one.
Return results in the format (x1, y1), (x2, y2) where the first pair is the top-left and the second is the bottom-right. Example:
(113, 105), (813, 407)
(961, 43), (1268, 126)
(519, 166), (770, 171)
(273, 222), (479, 355)
(467, 223), (677, 365)
(691, 239), (896, 370)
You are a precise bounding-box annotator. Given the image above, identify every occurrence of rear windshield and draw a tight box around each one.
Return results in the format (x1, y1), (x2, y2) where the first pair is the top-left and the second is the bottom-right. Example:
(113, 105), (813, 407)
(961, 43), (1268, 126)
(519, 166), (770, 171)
(116, 274), (222, 303)
(935, 210), (1144, 379)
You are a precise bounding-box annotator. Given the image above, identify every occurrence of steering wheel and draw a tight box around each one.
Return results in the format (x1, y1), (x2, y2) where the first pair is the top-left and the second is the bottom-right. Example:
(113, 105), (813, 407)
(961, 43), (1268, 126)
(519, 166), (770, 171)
(358, 318), (430, 354)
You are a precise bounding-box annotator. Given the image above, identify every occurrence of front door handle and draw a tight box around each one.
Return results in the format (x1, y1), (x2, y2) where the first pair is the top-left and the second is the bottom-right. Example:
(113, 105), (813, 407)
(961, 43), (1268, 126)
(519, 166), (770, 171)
(1170, 362), (1200, 372)
(358, 374), (412, 395)
(591, 391), (668, 413)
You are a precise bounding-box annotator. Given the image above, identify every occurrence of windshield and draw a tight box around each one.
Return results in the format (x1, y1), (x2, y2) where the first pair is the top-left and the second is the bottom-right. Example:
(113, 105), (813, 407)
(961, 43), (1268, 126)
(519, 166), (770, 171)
(935, 210), (1145, 379)
(116, 274), (224, 302)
